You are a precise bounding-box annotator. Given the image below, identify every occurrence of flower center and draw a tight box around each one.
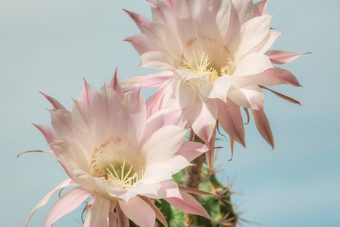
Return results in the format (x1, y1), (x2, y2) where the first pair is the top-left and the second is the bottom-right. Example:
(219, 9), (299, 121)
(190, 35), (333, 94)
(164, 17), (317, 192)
(178, 37), (235, 86)
(104, 160), (143, 187)
(90, 138), (145, 188)
(180, 53), (235, 83)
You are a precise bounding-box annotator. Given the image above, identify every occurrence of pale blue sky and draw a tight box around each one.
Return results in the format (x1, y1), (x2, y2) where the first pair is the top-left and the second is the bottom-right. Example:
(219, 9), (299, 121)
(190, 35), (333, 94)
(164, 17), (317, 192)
(0, 0), (339, 226)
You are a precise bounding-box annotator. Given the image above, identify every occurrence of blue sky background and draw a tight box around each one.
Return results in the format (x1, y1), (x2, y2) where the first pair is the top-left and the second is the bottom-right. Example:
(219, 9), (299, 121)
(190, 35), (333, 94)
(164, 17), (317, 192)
(0, 0), (339, 226)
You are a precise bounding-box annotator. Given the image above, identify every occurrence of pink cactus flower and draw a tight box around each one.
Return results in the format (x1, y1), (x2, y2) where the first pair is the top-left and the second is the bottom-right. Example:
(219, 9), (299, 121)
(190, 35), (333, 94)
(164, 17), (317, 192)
(124, 0), (307, 163)
(25, 71), (210, 227)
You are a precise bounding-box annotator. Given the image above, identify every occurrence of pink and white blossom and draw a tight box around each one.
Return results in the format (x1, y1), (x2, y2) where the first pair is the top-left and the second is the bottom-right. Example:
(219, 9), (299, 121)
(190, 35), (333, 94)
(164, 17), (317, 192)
(124, 0), (306, 161)
(26, 71), (210, 227)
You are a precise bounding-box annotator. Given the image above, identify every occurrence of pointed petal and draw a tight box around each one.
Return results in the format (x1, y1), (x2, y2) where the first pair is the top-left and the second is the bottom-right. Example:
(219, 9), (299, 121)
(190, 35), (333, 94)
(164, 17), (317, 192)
(25, 179), (73, 227)
(84, 197), (110, 227)
(228, 86), (264, 110)
(40, 91), (64, 109)
(50, 109), (73, 137)
(252, 109), (274, 148)
(176, 141), (208, 162)
(124, 34), (155, 55)
(166, 191), (210, 219)
(254, 0), (268, 16)
(119, 196), (156, 227)
(45, 187), (89, 227)
(79, 79), (96, 106)
(33, 124), (56, 145)
(145, 81), (172, 116)
(123, 9), (150, 32)
(230, 67), (301, 89)
(110, 68), (123, 97)
(260, 85), (301, 105)
(191, 98), (217, 143)
(267, 50), (310, 64)
(217, 99), (245, 146)
(141, 197), (168, 227)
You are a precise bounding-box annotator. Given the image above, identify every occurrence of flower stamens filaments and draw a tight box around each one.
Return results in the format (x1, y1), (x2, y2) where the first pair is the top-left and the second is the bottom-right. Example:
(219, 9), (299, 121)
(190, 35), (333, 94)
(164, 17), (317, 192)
(180, 53), (219, 82)
(105, 160), (143, 187)
(179, 52), (235, 84)
(90, 138), (145, 188)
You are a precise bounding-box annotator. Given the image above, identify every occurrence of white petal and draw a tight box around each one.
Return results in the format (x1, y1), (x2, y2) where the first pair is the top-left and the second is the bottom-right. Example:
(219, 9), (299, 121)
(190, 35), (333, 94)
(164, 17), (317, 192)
(235, 15), (272, 60)
(234, 53), (272, 77)
(142, 125), (186, 164)
(200, 75), (231, 102)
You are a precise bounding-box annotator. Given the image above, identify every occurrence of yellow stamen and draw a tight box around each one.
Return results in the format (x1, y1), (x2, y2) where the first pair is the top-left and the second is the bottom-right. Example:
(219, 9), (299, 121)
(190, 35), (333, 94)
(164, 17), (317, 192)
(179, 52), (235, 84)
(90, 139), (145, 188)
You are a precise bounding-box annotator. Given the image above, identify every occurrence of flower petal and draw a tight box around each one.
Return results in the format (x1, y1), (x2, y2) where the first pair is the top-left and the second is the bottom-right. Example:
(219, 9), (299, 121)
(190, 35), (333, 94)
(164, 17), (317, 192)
(33, 124), (56, 145)
(217, 99), (245, 146)
(123, 71), (174, 88)
(123, 9), (150, 32)
(267, 50), (310, 64)
(142, 125), (186, 164)
(45, 187), (89, 227)
(141, 197), (168, 227)
(142, 156), (191, 184)
(145, 80), (173, 116)
(110, 68), (123, 98)
(234, 53), (273, 77)
(255, 67), (302, 87)
(260, 85), (301, 105)
(25, 179), (73, 227)
(143, 108), (182, 143)
(191, 98), (217, 143)
(119, 196), (156, 227)
(200, 75), (231, 102)
(236, 15), (272, 59)
(84, 197), (110, 227)
(125, 34), (155, 55)
(252, 109), (274, 148)
(79, 79), (96, 106)
(166, 191), (210, 219)
(254, 0), (268, 16)
(176, 141), (209, 162)
(157, 180), (181, 199)
(228, 86), (264, 110)
(40, 91), (64, 110)
(140, 51), (173, 69)
(217, 0), (240, 46)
